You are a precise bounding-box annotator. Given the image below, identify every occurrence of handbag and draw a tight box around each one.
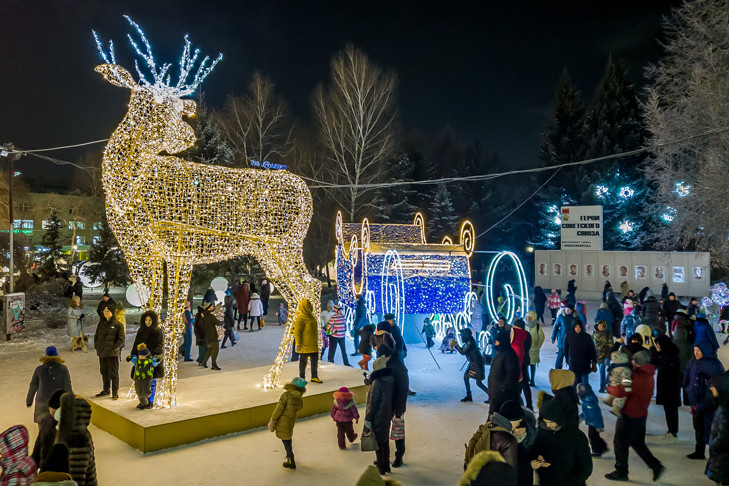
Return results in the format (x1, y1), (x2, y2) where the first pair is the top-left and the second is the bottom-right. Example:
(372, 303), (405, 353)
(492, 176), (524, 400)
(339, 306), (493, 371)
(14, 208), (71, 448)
(360, 427), (378, 452)
(390, 416), (405, 440)
(233, 331), (240, 341)
(260, 317), (266, 328)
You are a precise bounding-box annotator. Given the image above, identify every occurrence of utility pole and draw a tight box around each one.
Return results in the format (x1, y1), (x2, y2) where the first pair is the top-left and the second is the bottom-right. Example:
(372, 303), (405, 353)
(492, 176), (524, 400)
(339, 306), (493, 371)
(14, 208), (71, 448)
(2, 143), (14, 294)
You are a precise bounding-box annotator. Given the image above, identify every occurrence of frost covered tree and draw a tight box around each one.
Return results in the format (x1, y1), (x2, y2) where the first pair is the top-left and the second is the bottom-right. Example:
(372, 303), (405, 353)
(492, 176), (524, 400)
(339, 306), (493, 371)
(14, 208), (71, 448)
(312, 44), (398, 220)
(428, 184), (459, 242)
(218, 71), (294, 167)
(377, 152), (419, 223)
(644, 0), (729, 265)
(181, 94), (234, 166)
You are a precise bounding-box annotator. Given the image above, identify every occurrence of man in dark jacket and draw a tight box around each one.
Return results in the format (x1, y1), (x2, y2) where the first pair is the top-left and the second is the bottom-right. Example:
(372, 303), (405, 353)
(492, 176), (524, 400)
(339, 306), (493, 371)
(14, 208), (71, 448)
(352, 295), (369, 355)
(200, 302), (222, 370)
(95, 292), (116, 319)
(93, 304), (125, 399)
(552, 305), (576, 369)
(194, 306), (208, 365)
(365, 347), (396, 475)
(259, 278), (271, 315)
(488, 329), (521, 416)
(564, 321), (597, 386)
(662, 293), (681, 332)
(605, 349), (665, 481)
(380, 313), (406, 358)
(684, 341), (725, 459)
(454, 328), (488, 402)
(642, 294), (664, 334)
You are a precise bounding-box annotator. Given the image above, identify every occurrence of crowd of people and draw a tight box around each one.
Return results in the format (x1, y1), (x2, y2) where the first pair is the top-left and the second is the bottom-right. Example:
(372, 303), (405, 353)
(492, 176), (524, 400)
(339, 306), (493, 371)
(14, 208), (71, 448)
(6, 275), (729, 485)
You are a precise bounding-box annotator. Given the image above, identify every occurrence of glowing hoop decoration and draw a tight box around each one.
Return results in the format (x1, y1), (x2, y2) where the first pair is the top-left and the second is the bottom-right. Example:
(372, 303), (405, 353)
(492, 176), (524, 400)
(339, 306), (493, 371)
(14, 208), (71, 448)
(460, 220), (475, 258)
(485, 251), (529, 324)
(413, 212), (426, 243)
(382, 250), (405, 328)
(442, 236), (453, 245)
(431, 291), (477, 347)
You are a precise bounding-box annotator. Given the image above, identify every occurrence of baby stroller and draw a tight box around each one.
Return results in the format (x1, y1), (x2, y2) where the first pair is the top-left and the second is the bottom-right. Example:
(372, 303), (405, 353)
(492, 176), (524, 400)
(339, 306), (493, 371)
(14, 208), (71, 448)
(441, 327), (456, 353)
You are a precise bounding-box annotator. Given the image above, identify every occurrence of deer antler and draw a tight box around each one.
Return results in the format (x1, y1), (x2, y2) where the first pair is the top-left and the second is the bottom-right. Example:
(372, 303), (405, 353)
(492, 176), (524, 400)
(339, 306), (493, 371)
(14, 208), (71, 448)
(93, 15), (223, 98)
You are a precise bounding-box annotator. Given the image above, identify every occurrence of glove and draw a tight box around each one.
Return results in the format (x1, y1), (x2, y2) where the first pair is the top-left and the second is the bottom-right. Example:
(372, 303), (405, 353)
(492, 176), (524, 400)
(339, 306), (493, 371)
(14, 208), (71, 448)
(267, 419), (276, 432)
(130, 356), (138, 366)
(364, 420), (372, 429)
(152, 357), (159, 367)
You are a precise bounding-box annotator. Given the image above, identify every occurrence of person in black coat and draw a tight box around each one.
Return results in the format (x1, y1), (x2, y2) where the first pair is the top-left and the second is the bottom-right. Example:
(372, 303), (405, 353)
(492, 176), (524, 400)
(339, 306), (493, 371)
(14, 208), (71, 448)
(31, 389), (65, 471)
(564, 321), (597, 386)
(95, 292), (116, 319)
(193, 306), (207, 365)
(454, 328), (489, 402)
(364, 350), (396, 475)
(72, 278), (83, 300)
(26, 346), (73, 423)
(533, 286), (547, 325)
(488, 329), (521, 416)
(129, 310), (165, 406)
(662, 293), (682, 334)
(357, 324), (374, 370)
(643, 295), (664, 335)
(607, 291), (624, 340)
(654, 334), (681, 438)
(384, 345), (409, 467)
(706, 371), (729, 485)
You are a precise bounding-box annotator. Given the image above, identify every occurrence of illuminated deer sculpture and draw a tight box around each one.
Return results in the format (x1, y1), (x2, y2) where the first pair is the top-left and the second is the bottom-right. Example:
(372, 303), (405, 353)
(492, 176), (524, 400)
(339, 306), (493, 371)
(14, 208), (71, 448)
(93, 17), (320, 407)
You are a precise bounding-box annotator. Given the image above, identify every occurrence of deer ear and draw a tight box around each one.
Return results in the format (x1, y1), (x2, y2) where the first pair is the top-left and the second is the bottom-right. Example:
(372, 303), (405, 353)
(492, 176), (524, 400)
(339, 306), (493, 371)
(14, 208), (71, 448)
(95, 64), (138, 89)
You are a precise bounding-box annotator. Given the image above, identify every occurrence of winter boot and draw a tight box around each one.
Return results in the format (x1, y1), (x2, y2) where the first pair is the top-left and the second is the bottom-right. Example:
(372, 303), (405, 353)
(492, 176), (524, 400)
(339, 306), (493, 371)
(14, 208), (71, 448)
(461, 394), (473, 402)
(283, 456), (296, 469)
(392, 455), (403, 468)
(687, 448), (706, 460)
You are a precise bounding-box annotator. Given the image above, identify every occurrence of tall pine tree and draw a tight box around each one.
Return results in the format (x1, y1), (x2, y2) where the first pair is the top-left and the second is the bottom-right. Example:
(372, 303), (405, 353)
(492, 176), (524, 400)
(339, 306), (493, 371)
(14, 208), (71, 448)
(428, 184), (459, 242)
(85, 215), (128, 291)
(378, 152), (419, 223)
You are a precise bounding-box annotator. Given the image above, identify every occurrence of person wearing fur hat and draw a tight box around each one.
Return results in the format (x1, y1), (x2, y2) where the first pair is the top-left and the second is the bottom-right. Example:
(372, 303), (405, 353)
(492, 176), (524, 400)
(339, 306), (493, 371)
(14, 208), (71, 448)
(26, 347), (73, 424)
(605, 348), (664, 481)
(524, 311), (544, 387)
(460, 451), (517, 486)
(683, 342), (725, 460)
(530, 397), (592, 486)
(128, 310), (165, 404)
(488, 329), (521, 416)
(293, 299), (322, 383)
(551, 305), (576, 369)
(129, 343), (160, 409)
(93, 304), (125, 399)
(0, 425), (36, 485)
(268, 377), (307, 469)
(331, 386), (360, 449)
(56, 393), (97, 486)
(453, 328), (489, 402)
(364, 350), (396, 475)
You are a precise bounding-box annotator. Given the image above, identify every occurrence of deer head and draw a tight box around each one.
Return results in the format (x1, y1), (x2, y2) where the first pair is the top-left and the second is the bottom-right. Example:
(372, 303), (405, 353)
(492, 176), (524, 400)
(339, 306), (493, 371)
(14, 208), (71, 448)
(93, 16), (222, 155)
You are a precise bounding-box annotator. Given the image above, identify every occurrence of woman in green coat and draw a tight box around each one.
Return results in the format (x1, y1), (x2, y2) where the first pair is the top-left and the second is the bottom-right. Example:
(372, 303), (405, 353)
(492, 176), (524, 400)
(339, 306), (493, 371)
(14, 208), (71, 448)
(268, 377), (307, 469)
(525, 311), (545, 387)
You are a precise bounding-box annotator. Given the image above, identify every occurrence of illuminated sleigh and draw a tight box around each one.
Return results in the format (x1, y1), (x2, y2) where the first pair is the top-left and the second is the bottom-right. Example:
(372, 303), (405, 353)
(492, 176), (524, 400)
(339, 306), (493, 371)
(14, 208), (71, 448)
(335, 211), (474, 340)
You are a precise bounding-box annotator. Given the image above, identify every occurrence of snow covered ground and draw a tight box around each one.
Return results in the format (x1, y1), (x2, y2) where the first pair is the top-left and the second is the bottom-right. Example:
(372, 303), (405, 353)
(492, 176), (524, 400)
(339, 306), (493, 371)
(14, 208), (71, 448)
(1, 297), (726, 485)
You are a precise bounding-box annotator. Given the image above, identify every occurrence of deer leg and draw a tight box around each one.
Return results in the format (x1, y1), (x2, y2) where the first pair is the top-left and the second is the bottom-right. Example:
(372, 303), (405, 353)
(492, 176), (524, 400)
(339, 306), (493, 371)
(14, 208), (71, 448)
(156, 258), (193, 408)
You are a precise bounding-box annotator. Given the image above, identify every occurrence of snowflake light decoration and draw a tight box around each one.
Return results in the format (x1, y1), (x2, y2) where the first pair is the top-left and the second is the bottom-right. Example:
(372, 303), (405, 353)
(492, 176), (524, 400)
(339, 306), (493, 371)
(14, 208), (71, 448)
(93, 18), (320, 405)
(619, 220), (634, 234)
(675, 181), (691, 197)
(619, 186), (634, 199)
(595, 185), (609, 199)
(547, 205), (559, 214)
(661, 207), (676, 223)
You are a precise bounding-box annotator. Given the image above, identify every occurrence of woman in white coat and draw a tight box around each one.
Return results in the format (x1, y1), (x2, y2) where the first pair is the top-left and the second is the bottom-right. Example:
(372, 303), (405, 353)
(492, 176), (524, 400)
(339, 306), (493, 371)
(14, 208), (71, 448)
(248, 293), (264, 331)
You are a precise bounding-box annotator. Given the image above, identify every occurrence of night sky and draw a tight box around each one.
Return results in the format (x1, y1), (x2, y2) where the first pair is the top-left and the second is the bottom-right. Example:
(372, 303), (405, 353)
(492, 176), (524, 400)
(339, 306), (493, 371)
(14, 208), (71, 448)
(1, 0), (682, 185)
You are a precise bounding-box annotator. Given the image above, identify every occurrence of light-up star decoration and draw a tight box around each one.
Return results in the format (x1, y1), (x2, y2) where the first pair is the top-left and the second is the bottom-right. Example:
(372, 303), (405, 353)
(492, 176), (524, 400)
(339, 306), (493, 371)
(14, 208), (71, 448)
(675, 181), (691, 197)
(619, 220), (634, 234)
(619, 186), (634, 199)
(595, 185), (609, 199)
(93, 17), (320, 406)
(661, 206), (676, 223)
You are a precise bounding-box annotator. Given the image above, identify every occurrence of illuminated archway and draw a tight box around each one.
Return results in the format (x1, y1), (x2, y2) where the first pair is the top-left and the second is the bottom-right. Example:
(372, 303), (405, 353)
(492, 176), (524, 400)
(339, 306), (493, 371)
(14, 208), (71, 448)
(485, 251), (529, 324)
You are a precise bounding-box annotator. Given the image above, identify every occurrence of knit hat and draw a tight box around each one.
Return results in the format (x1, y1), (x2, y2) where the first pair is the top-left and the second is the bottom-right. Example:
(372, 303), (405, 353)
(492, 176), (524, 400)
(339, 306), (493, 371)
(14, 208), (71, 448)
(137, 343), (150, 357)
(338, 386), (350, 393)
(384, 313), (395, 321)
(45, 346), (58, 357)
(292, 377), (307, 388)
(494, 329), (511, 347)
(697, 311), (707, 319)
(512, 318), (526, 330)
(499, 400), (523, 421)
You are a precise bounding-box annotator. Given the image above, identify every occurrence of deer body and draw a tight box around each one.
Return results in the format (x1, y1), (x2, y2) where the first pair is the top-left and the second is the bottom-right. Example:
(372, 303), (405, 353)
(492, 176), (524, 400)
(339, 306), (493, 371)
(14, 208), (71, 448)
(96, 60), (320, 406)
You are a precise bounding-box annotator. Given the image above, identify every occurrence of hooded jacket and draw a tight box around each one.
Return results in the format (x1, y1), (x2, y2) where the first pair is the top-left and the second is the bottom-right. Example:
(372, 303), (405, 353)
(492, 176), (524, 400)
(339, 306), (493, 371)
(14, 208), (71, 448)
(592, 326), (612, 363)
(247, 293), (263, 317)
(684, 341), (725, 407)
(387, 353), (409, 417)
(606, 292), (624, 337)
(620, 307), (642, 338)
(294, 300), (319, 354)
(271, 382), (305, 440)
(510, 324), (530, 374)
(358, 324), (374, 355)
(564, 323), (596, 377)
(56, 393), (97, 486)
(707, 371), (729, 485)
(654, 335), (681, 407)
(663, 293), (681, 321)
(608, 361), (656, 419)
(531, 398), (592, 486)
(488, 331), (521, 406)
(532, 286), (547, 315)
(566, 280), (577, 307)
(455, 329), (485, 381)
(486, 413), (518, 469)
(642, 296), (664, 332)
(0, 425), (36, 486)
(525, 319), (545, 364)
(545, 369), (579, 429)
(130, 311), (165, 379)
(354, 297), (369, 330)
(193, 307), (207, 346)
(594, 305), (614, 335)
(460, 451), (517, 486)
(694, 316), (720, 354)
(551, 311), (575, 349)
(365, 366), (396, 442)
(331, 389), (360, 422)
(26, 356), (73, 423)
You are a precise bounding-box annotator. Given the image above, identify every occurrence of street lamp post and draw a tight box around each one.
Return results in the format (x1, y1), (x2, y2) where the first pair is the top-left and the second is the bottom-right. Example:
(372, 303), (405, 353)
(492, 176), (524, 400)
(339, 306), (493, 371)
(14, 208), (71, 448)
(2, 143), (14, 294)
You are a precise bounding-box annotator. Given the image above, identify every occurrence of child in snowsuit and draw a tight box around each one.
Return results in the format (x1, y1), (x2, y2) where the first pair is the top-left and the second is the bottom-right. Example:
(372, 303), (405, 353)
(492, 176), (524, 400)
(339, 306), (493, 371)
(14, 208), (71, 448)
(441, 327), (456, 353)
(331, 386), (360, 449)
(131, 343), (160, 409)
(0, 425), (36, 485)
(422, 317), (436, 348)
(277, 303), (287, 326)
(604, 344), (632, 416)
(269, 377), (306, 469)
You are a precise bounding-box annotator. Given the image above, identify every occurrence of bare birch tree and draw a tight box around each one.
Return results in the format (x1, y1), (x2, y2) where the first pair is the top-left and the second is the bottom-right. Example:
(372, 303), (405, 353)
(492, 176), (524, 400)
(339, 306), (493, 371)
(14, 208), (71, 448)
(312, 44), (398, 221)
(218, 71), (294, 167)
(643, 0), (729, 265)
(73, 150), (104, 198)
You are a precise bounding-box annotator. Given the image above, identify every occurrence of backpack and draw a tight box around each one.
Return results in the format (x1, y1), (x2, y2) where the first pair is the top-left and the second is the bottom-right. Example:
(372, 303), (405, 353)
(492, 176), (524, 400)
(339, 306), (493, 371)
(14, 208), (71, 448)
(463, 422), (510, 469)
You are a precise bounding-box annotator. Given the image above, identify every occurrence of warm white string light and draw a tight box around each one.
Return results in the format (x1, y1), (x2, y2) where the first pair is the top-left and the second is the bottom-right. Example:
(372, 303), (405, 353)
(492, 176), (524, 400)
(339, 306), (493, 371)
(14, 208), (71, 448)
(94, 18), (320, 405)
